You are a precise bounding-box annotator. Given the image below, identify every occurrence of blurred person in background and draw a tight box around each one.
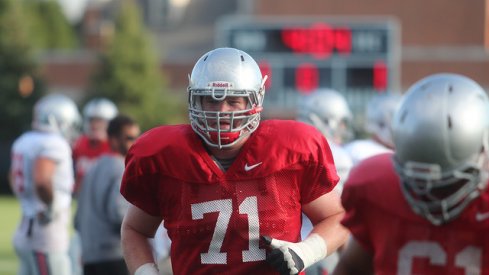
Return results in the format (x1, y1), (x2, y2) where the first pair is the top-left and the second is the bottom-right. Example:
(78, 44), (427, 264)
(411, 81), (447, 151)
(334, 73), (489, 274)
(344, 92), (401, 165)
(297, 88), (354, 275)
(75, 114), (140, 275)
(297, 88), (354, 193)
(9, 94), (81, 275)
(70, 97), (118, 275)
(72, 97), (118, 195)
(119, 47), (348, 275)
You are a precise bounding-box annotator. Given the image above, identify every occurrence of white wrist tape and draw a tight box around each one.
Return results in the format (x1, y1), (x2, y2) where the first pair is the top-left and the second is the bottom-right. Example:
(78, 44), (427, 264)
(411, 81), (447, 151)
(270, 233), (328, 270)
(134, 263), (159, 275)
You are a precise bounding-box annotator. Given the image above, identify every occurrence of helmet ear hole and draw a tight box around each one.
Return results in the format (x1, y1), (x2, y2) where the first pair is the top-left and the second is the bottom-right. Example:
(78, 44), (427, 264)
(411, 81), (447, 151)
(447, 116), (453, 129)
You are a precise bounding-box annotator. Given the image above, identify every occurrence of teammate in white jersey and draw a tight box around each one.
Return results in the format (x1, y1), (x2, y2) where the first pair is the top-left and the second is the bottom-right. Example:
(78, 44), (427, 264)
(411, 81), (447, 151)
(297, 88), (354, 275)
(344, 92), (402, 165)
(9, 94), (81, 275)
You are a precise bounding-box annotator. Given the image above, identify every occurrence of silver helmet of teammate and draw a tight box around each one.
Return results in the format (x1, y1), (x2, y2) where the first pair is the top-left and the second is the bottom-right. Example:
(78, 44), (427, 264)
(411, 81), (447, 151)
(82, 98), (118, 137)
(365, 92), (402, 148)
(297, 89), (353, 144)
(392, 73), (489, 225)
(188, 47), (267, 149)
(32, 93), (82, 142)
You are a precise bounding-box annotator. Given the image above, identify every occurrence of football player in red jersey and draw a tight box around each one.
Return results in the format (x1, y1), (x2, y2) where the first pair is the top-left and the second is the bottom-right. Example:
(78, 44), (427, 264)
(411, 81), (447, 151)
(333, 73), (489, 275)
(70, 98), (119, 275)
(120, 47), (349, 275)
(72, 98), (118, 195)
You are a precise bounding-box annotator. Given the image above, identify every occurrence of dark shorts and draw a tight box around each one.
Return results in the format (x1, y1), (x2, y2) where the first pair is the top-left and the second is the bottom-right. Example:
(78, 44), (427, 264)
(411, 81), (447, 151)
(83, 258), (129, 275)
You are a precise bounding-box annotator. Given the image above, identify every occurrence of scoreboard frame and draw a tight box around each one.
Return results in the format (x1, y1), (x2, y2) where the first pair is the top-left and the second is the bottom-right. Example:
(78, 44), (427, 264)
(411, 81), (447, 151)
(216, 16), (401, 120)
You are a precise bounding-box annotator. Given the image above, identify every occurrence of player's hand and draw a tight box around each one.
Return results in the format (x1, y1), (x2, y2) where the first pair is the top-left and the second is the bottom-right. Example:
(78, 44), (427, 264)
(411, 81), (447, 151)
(37, 206), (54, 225)
(261, 234), (327, 275)
(262, 235), (305, 274)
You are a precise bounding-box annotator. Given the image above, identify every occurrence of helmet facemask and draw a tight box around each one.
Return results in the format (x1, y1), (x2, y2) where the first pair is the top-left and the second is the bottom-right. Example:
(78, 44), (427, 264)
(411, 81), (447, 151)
(365, 93), (402, 148)
(32, 94), (82, 143)
(306, 112), (353, 144)
(187, 48), (267, 149)
(391, 73), (489, 225)
(189, 79), (266, 149)
(297, 89), (353, 145)
(394, 154), (486, 225)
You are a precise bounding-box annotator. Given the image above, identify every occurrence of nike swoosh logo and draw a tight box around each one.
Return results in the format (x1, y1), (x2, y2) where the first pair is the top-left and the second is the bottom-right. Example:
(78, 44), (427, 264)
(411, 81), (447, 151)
(244, 162), (262, 172)
(475, 212), (489, 222)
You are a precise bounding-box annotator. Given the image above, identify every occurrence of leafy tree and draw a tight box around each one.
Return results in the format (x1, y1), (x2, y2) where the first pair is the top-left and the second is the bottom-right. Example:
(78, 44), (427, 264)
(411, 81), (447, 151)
(88, 0), (186, 131)
(0, 0), (45, 141)
(23, 0), (78, 50)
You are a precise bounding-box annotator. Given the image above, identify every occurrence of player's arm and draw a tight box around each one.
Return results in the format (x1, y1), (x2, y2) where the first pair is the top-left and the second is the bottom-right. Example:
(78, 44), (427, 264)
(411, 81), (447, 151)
(332, 237), (374, 275)
(33, 157), (56, 205)
(121, 204), (162, 275)
(302, 191), (349, 255)
(33, 156), (57, 224)
(263, 191), (349, 274)
(8, 169), (14, 193)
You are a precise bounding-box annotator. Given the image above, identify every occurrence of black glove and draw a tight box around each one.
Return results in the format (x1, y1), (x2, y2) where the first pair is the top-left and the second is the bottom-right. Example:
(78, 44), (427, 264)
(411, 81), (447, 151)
(262, 234), (327, 275)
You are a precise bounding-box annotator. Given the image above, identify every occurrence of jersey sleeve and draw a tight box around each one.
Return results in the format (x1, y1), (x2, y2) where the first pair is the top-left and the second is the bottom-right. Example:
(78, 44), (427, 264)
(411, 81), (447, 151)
(39, 136), (70, 162)
(340, 167), (374, 252)
(120, 152), (162, 217)
(300, 135), (339, 204)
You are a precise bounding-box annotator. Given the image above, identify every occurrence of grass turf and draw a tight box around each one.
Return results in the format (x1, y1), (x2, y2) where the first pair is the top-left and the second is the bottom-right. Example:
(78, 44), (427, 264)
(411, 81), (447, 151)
(0, 195), (20, 274)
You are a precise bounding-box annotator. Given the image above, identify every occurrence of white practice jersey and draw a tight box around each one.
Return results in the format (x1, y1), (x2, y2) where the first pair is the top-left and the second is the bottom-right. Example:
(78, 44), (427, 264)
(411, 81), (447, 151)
(11, 131), (74, 252)
(329, 142), (353, 193)
(344, 139), (393, 166)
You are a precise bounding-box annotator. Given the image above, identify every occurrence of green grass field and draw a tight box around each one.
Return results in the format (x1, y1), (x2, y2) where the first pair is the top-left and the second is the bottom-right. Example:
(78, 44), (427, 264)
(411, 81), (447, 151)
(0, 195), (21, 274)
(0, 195), (79, 274)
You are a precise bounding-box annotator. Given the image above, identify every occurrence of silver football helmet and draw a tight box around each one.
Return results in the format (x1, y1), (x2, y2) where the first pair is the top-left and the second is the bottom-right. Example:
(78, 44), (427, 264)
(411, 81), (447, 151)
(32, 94), (82, 142)
(297, 89), (353, 144)
(188, 48), (267, 148)
(82, 98), (118, 136)
(392, 73), (489, 225)
(365, 92), (402, 148)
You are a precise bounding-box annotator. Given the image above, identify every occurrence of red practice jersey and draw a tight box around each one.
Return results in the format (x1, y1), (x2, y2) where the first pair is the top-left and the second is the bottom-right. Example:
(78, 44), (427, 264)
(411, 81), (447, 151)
(72, 135), (112, 193)
(121, 120), (339, 274)
(342, 153), (489, 275)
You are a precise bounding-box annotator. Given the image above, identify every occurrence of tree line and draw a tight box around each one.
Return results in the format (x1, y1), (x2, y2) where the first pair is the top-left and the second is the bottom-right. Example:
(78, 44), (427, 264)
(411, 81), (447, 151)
(0, 0), (186, 142)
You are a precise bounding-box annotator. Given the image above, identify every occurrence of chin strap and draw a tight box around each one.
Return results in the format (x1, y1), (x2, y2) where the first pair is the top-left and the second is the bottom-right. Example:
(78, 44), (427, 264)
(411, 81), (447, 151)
(209, 131), (241, 146)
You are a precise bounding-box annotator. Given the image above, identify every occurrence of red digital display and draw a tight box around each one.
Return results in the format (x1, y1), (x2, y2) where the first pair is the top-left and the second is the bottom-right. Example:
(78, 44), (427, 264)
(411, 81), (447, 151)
(219, 17), (398, 112)
(281, 23), (352, 59)
(295, 63), (319, 93)
(263, 59), (388, 93)
(373, 60), (387, 91)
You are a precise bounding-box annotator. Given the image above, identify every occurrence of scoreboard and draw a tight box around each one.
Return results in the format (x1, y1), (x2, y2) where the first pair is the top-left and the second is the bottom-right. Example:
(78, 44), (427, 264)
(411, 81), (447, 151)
(216, 16), (401, 120)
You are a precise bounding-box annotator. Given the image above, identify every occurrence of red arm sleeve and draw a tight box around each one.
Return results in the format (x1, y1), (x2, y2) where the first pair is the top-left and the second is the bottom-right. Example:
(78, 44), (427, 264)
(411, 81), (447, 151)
(120, 153), (161, 217)
(301, 135), (339, 204)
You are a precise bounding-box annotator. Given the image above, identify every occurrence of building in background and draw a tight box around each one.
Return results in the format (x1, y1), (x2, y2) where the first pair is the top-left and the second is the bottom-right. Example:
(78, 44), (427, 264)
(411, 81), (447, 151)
(3, 0), (489, 195)
(41, 0), (489, 112)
